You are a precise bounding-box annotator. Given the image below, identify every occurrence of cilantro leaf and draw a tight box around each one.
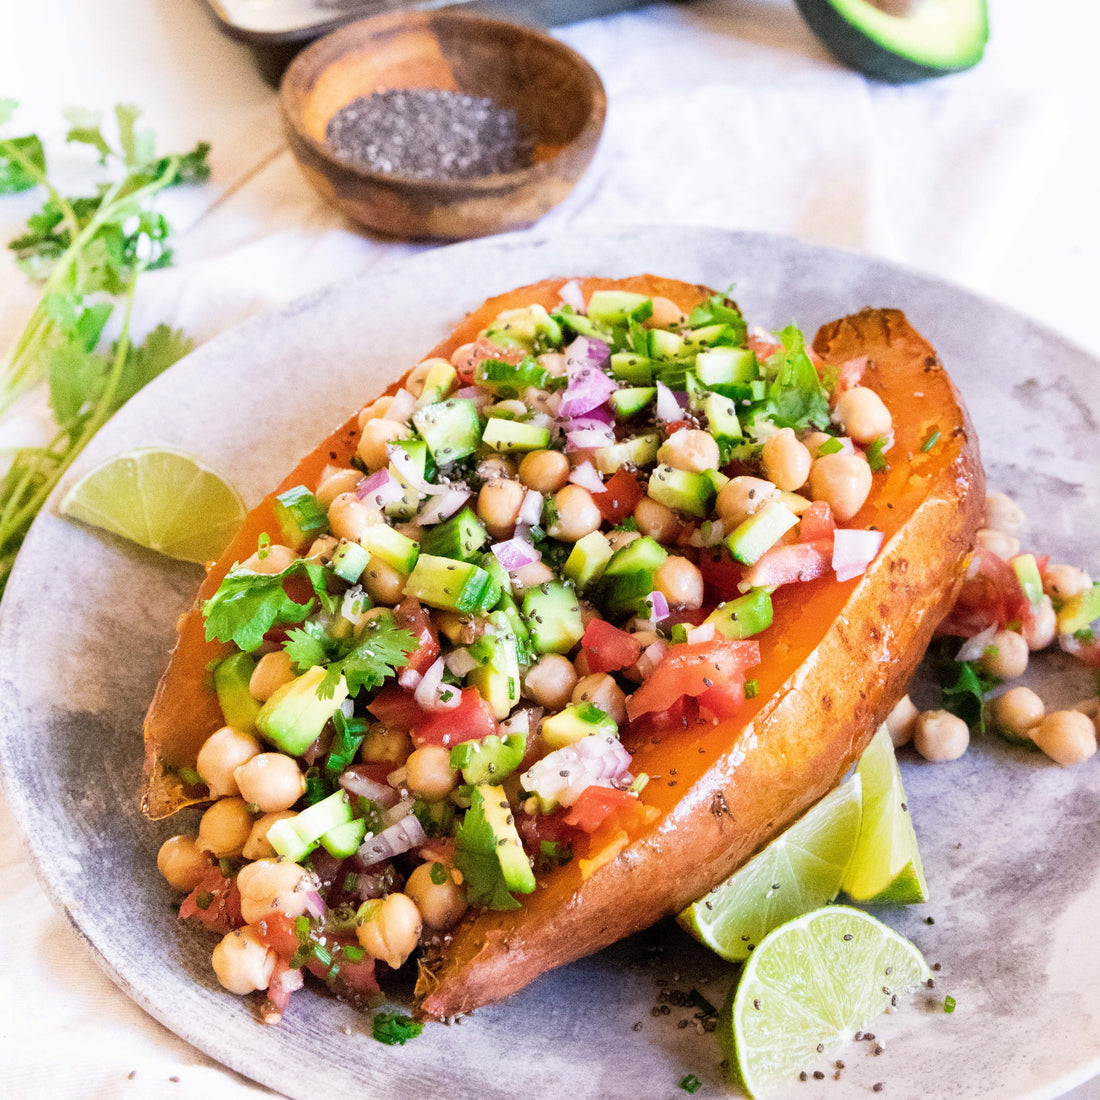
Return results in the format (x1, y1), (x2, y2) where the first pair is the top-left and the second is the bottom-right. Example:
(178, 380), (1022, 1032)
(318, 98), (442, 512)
(0, 134), (46, 194)
(938, 657), (1001, 733)
(112, 324), (193, 407)
(454, 787), (522, 911)
(758, 324), (831, 432)
(371, 1012), (424, 1046)
(63, 106), (113, 161)
(283, 620), (337, 671)
(686, 288), (747, 341)
(319, 620), (417, 699)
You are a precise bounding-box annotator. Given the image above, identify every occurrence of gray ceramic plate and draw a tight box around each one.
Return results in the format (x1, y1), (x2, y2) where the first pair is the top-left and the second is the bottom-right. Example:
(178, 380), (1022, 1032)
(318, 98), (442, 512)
(2, 229), (1098, 1100)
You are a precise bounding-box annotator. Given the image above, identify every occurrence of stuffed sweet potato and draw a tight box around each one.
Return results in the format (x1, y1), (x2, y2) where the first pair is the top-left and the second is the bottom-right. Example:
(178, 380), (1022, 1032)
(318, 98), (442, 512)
(143, 277), (983, 1026)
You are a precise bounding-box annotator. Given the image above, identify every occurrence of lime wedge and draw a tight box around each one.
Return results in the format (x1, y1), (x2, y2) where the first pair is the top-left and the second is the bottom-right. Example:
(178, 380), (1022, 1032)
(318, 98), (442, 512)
(720, 906), (931, 1098)
(59, 447), (244, 564)
(678, 774), (862, 961)
(841, 723), (928, 904)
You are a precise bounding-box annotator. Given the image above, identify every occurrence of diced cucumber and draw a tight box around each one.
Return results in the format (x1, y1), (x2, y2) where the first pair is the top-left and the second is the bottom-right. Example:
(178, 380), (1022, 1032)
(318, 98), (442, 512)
(564, 530), (615, 591)
(359, 524), (419, 574)
(482, 304), (561, 352)
(609, 386), (656, 419)
(587, 290), (654, 327)
(467, 612), (522, 718)
(541, 702), (617, 751)
(593, 433), (661, 475)
(213, 652), (260, 733)
(404, 553), (500, 613)
(602, 568), (658, 616)
(450, 732), (527, 785)
(604, 535), (668, 577)
(647, 463), (718, 518)
(701, 391), (743, 441)
(482, 418), (551, 453)
(256, 665), (348, 756)
(704, 588), (774, 639)
(274, 485), (328, 551)
(553, 307), (614, 343)
(725, 501), (800, 565)
(609, 351), (655, 385)
(331, 540), (370, 583)
(694, 346), (758, 386)
(420, 507), (489, 561)
(682, 323), (739, 349)
(412, 398), (482, 464)
(474, 355), (552, 397)
(523, 582), (584, 654)
(648, 328), (684, 360)
(476, 552), (535, 665)
(321, 817), (368, 858)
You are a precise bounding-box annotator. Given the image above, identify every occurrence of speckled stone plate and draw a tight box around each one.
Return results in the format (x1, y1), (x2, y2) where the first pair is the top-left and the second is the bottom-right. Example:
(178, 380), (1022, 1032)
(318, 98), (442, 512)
(1, 229), (1098, 1100)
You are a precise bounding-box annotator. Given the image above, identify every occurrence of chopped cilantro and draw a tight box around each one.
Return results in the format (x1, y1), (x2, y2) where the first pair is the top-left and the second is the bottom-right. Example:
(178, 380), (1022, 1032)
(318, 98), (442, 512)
(303, 766), (335, 805)
(921, 428), (941, 452)
(756, 325), (831, 432)
(372, 1012), (424, 1046)
(454, 787), (522, 911)
(325, 710), (368, 777)
(1074, 627), (1095, 643)
(613, 515), (639, 533)
(944, 995), (957, 1014)
(314, 618), (418, 700)
(429, 861), (448, 885)
(686, 288), (747, 341)
(744, 678), (759, 699)
(933, 651), (1000, 733)
(679, 1074), (702, 1094)
(866, 436), (889, 472)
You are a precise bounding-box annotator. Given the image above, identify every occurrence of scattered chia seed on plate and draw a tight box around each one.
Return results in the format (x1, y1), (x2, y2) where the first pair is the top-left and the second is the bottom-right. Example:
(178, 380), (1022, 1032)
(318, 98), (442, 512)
(325, 89), (535, 180)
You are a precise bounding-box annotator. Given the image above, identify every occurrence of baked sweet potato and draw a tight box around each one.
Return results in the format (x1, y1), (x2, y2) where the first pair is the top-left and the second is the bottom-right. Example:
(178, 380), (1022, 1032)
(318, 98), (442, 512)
(140, 277), (983, 1025)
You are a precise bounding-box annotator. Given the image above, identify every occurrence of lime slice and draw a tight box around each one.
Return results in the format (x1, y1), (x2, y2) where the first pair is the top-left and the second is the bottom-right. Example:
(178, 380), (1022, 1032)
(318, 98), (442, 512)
(677, 774), (862, 961)
(720, 906), (931, 1098)
(59, 447), (245, 564)
(841, 723), (928, 904)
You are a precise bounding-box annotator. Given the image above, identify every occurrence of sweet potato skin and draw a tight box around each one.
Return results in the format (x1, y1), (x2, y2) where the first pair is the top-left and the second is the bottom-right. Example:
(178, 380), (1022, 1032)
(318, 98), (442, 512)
(413, 304), (984, 1020)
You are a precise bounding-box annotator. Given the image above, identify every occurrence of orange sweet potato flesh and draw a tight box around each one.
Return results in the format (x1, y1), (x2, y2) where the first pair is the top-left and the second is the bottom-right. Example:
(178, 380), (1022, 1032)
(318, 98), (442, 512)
(142, 277), (984, 1023)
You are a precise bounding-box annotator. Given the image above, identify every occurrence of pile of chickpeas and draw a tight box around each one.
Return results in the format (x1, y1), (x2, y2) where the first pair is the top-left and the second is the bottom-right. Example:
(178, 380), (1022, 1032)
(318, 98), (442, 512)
(884, 491), (1098, 768)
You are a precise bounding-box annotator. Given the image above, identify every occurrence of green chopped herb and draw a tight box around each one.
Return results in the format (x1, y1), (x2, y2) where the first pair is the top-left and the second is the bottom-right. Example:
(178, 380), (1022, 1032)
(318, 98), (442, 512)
(342, 872), (360, 895)
(295, 915), (311, 942)
(756, 324), (831, 433)
(679, 1074), (702, 1094)
(944, 995), (957, 1013)
(866, 436), (889, 472)
(194, 892), (214, 911)
(218, 858), (233, 878)
(304, 766), (335, 805)
(613, 515), (639, 533)
(744, 678), (759, 699)
(937, 656), (1000, 733)
(921, 428), (941, 453)
(1074, 627), (1095, 643)
(178, 766), (202, 786)
(372, 1011), (424, 1046)
(326, 710), (369, 777)
(429, 861), (448, 886)
(817, 436), (844, 456)
(454, 787), (522, 911)
(312, 943), (332, 967)
(342, 944), (365, 962)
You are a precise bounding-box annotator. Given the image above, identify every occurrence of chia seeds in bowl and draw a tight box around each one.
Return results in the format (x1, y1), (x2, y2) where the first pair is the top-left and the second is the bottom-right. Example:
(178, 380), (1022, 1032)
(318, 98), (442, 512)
(325, 89), (535, 181)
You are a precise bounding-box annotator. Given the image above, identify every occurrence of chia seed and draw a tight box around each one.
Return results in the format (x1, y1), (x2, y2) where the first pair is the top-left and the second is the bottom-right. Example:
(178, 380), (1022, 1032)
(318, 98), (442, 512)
(326, 89), (534, 180)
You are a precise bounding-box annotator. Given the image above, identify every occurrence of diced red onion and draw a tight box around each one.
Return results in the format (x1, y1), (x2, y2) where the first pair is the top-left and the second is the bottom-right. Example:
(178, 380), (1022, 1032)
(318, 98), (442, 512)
(398, 667), (422, 690)
(356, 468), (406, 507)
(566, 427), (615, 453)
(492, 538), (541, 571)
(560, 338), (615, 418)
(444, 648), (480, 678)
(304, 889), (326, 919)
(414, 657), (462, 711)
(388, 445), (435, 493)
(418, 488), (471, 526)
(689, 520), (727, 548)
(271, 966), (304, 994)
(832, 528), (884, 582)
(569, 461), (606, 494)
(637, 640), (666, 678)
(655, 381), (683, 424)
(521, 733), (633, 809)
(570, 404), (614, 427)
(558, 279), (586, 311)
(956, 623), (998, 663)
(644, 591), (670, 621)
(454, 385), (491, 408)
(338, 767), (401, 808)
(518, 489), (543, 527)
(356, 814), (427, 868)
(386, 388), (417, 424)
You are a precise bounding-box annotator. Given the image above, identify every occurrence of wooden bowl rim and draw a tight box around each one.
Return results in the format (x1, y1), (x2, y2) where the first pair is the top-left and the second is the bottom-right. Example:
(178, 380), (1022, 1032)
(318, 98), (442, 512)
(278, 9), (608, 193)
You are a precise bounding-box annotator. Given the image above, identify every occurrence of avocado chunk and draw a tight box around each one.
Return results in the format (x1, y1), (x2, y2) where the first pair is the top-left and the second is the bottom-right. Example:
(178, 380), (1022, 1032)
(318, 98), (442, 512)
(450, 733), (527, 785)
(273, 485), (328, 551)
(467, 612), (522, 718)
(725, 501), (800, 565)
(794, 0), (988, 83)
(267, 788), (355, 862)
(704, 588), (774, 639)
(457, 784), (536, 900)
(213, 651), (261, 733)
(541, 702), (617, 751)
(256, 665), (348, 756)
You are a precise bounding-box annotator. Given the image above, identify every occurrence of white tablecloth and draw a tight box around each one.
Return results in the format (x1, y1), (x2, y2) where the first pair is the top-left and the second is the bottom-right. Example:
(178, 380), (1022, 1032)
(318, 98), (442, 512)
(1, 1), (1098, 1096)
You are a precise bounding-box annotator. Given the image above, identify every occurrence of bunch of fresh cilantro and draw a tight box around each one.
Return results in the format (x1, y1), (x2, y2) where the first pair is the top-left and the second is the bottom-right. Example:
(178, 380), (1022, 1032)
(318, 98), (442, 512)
(0, 100), (210, 597)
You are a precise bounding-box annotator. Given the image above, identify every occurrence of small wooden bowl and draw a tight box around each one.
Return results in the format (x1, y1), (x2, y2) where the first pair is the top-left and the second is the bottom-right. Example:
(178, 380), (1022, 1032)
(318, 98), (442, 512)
(279, 11), (607, 240)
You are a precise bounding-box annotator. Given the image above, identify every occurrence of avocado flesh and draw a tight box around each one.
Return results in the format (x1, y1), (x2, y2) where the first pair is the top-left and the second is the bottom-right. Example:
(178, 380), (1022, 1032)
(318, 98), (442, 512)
(795, 0), (988, 82)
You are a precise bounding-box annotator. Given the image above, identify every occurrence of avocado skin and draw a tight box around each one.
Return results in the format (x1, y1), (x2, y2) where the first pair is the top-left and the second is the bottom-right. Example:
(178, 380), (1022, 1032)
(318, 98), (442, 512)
(794, 0), (989, 83)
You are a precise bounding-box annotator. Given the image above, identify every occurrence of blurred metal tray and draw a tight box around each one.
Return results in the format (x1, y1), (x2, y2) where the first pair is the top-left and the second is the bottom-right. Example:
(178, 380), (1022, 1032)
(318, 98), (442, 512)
(200, 0), (661, 84)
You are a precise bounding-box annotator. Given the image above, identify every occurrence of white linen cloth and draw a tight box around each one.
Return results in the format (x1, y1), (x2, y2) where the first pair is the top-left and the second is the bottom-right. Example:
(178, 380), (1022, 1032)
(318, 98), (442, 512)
(1, 1), (1098, 1096)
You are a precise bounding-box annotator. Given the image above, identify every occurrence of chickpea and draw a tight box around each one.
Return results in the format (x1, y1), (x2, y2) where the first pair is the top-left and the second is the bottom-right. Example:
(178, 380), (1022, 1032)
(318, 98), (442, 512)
(327, 492), (382, 544)
(654, 555), (704, 610)
(832, 386), (892, 444)
(157, 835), (213, 892)
(236, 858), (316, 924)
(983, 491), (1026, 535)
(644, 295), (687, 329)
(406, 357), (450, 398)
(715, 477), (779, 527)
(808, 452), (872, 522)
(305, 534), (340, 562)
(404, 746), (459, 801)
(991, 686), (1044, 738)
(242, 811), (298, 860)
(363, 554), (408, 605)
(979, 630), (1029, 679)
(885, 694), (919, 749)
(974, 527), (1020, 562)
(357, 418), (411, 472)
(519, 449), (570, 493)
(477, 454), (517, 482)
(538, 351), (568, 377)
(211, 926), (276, 995)
(196, 727), (262, 799)
(234, 753), (306, 813)
(405, 862), (469, 931)
(450, 341), (478, 370)
(572, 673), (627, 726)
(477, 477), (526, 541)
(358, 395), (394, 427)
(761, 428), (813, 492)
(356, 892), (423, 969)
(1023, 595), (1057, 651)
(1043, 563), (1092, 602)
(512, 561), (556, 592)
(657, 429), (720, 474)
(197, 797), (255, 858)
(361, 725), (412, 765)
(549, 485), (602, 543)
(241, 543), (296, 575)
(249, 650), (295, 702)
(634, 495), (680, 542)
(912, 710), (970, 762)
(523, 654), (579, 711)
(315, 466), (362, 508)
(1031, 710), (1097, 766)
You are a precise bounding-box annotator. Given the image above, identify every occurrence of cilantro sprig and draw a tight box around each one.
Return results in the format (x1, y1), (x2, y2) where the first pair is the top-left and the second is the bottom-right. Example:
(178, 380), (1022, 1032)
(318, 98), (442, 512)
(453, 786), (523, 911)
(371, 1011), (424, 1045)
(756, 324), (832, 433)
(0, 101), (209, 597)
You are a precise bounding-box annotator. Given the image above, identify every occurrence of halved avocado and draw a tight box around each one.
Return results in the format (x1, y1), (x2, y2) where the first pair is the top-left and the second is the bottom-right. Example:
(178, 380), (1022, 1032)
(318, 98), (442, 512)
(794, 0), (988, 83)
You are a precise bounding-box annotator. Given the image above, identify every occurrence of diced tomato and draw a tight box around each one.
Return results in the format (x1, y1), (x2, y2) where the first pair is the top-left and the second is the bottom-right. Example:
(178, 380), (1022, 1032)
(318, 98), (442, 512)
(743, 539), (833, 589)
(394, 597), (440, 676)
(179, 868), (243, 933)
(340, 761), (394, 788)
(697, 548), (746, 601)
(698, 679), (746, 720)
(625, 637), (759, 722)
(595, 468), (643, 525)
(627, 695), (699, 738)
(937, 547), (1031, 637)
(581, 618), (643, 673)
(255, 913), (301, 961)
(834, 355), (869, 392)
(1059, 631), (1100, 667)
(453, 338), (526, 384)
(517, 807), (575, 853)
(365, 683), (428, 729)
(262, 958), (304, 1022)
(412, 687), (499, 747)
(562, 786), (639, 832)
(799, 501), (836, 542)
(662, 419), (695, 437)
(307, 938), (383, 1006)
